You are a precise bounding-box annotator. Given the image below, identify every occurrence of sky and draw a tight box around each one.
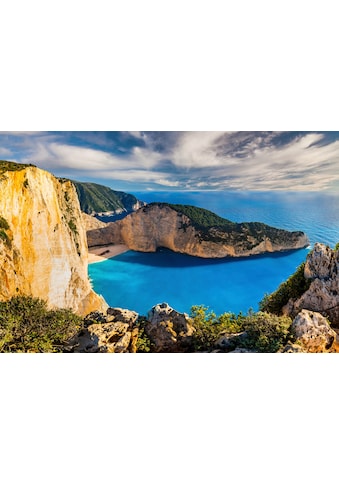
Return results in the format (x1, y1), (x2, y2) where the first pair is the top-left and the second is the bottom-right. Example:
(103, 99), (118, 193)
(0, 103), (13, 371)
(1, 131), (339, 193)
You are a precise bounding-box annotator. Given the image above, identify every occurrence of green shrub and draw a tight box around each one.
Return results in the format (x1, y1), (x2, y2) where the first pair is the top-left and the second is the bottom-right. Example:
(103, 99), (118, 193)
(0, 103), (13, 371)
(135, 317), (153, 352)
(259, 262), (311, 315)
(190, 305), (244, 351)
(0, 229), (12, 248)
(189, 305), (293, 352)
(0, 160), (35, 176)
(0, 296), (82, 353)
(68, 219), (78, 234)
(335, 242), (339, 251)
(0, 216), (9, 230)
(241, 312), (293, 352)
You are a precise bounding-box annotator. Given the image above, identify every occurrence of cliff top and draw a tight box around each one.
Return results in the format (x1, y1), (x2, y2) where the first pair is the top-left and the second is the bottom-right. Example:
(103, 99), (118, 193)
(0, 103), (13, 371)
(147, 202), (305, 239)
(148, 202), (236, 231)
(0, 160), (36, 176)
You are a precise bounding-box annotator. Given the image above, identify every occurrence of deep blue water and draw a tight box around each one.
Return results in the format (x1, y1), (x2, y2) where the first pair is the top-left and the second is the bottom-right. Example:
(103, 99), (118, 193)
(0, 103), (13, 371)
(88, 191), (339, 316)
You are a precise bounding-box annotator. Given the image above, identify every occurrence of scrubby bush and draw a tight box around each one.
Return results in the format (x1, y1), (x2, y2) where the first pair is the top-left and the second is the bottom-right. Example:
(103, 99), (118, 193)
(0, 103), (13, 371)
(190, 305), (245, 351)
(0, 229), (11, 248)
(335, 242), (339, 251)
(0, 216), (9, 230)
(259, 262), (311, 315)
(0, 296), (82, 352)
(135, 317), (153, 352)
(241, 312), (292, 353)
(189, 305), (293, 352)
(0, 160), (35, 175)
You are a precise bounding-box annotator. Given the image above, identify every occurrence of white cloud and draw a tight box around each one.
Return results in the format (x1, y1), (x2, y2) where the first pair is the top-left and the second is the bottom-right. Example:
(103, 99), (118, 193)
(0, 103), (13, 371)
(0, 147), (12, 157)
(3, 130), (339, 191)
(171, 131), (226, 168)
(155, 178), (181, 187)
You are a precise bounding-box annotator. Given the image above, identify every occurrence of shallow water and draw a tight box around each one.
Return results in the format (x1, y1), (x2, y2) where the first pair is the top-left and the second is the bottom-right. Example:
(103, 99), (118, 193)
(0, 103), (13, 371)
(88, 191), (339, 316)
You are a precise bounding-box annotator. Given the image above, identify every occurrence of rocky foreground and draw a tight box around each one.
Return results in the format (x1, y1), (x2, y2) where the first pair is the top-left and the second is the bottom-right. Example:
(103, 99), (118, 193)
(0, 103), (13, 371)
(87, 203), (309, 258)
(70, 302), (339, 353)
(71, 242), (339, 353)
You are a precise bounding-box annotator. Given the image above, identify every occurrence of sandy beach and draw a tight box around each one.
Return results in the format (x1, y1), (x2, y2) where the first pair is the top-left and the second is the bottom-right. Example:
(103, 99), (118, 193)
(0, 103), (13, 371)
(88, 244), (129, 263)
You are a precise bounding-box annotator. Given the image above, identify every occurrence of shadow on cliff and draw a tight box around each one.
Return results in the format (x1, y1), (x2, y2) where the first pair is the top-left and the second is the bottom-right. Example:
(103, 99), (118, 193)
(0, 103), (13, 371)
(112, 247), (309, 268)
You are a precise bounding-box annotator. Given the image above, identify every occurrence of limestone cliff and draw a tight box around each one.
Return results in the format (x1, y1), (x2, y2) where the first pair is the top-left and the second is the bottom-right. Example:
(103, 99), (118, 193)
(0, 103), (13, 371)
(87, 203), (309, 258)
(0, 164), (107, 316)
(283, 243), (339, 326)
(81, 212), (107, 231)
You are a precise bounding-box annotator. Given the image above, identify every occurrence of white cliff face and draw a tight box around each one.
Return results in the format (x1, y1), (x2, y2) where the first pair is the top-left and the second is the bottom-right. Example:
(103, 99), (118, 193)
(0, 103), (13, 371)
(87, 204), (309, 258)
(0, 166), (107, 315)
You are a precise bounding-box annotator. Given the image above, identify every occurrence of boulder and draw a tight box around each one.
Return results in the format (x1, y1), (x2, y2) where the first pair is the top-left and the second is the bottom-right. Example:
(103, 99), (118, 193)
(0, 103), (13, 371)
(291, 309), (337, 352)
(79, 321), (131, 353)
(106, 307), (139, 326)
(215, 331), (248, 352)
(145, 302), (195, 352)
(75, 307), (139, 353)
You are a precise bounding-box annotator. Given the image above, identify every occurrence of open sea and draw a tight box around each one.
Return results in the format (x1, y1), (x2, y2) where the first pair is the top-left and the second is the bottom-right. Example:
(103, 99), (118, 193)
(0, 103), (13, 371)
(88, 191), (339, 316)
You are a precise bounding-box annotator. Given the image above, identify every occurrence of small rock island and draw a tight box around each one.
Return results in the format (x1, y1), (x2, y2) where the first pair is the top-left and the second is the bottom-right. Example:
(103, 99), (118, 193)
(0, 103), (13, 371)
(87, 202), (309, 258)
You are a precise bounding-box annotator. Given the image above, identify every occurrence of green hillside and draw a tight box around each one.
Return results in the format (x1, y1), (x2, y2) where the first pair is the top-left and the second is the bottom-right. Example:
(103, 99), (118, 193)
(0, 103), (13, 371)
(71, 181), (142, 215)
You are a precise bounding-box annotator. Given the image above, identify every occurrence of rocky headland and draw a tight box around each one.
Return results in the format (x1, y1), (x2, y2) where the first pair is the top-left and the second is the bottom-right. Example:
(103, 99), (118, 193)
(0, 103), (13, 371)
(87, 202), (309, 258)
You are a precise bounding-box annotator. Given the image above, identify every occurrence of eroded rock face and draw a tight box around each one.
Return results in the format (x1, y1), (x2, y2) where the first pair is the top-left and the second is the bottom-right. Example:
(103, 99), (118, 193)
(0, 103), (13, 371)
(0, 166), (107, 315)
(281, 343), (306, 353)
(284, 244), (339, 325)
(291, 309), (337, 352)
(75, 308), (139, 353)
(81, 212), (107, 231)
(87, 204), (309, 259)
(146, 302), (195, 352)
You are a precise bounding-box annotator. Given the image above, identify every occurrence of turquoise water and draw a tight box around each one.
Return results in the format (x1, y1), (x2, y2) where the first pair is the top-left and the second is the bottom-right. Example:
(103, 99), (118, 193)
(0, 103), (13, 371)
(88, 191), (339, 316)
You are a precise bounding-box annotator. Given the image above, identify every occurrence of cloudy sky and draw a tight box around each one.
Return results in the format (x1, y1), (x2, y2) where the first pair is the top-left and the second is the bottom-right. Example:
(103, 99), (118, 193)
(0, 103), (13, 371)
(1, 131), (339, 192)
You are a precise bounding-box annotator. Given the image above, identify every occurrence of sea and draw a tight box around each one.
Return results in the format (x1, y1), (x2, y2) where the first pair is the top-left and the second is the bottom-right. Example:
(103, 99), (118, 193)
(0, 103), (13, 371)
(88, 191), (339, 317)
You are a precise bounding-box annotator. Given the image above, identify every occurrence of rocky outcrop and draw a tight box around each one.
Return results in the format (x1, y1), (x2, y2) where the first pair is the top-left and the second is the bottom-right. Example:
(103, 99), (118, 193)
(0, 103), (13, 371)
(87, 203), (309, 258)
(0, 164), (107, 315)
(145, 302), (195, 352)
(74, 308), (139, 353)
(290, 309), (338, 352)
(283, 243), (339, 325)
(81, 212), (107, 231)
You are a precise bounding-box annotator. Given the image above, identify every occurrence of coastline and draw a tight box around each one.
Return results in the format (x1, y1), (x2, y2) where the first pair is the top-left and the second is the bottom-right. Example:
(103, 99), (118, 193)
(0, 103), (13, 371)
(88, 244), (129, 264)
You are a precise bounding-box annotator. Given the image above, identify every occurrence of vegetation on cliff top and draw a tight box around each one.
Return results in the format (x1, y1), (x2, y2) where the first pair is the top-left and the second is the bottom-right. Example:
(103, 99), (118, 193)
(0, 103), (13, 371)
(259, 262), (311, 315)
(148, 202), (306, 247)
(0, 160), (36, 176)
(0, 296), (82, 352)
(190, 305), (293, 352)
(149, 203), (237, 231)
(68, 180), (141, 215)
